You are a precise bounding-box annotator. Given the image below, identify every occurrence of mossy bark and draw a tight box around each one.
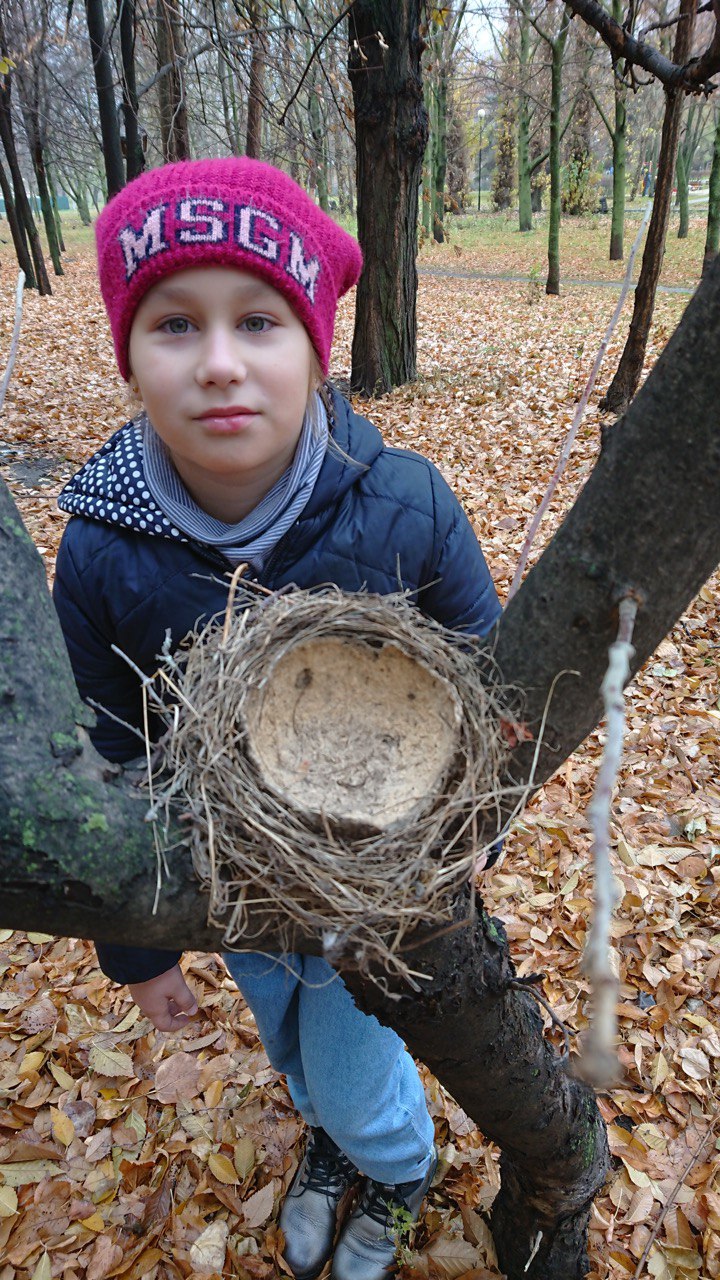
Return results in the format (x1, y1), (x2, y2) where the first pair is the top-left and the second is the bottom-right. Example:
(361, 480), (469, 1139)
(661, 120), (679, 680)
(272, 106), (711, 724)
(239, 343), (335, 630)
(545, 8), (571, 295)
(703, 110), (720, 275)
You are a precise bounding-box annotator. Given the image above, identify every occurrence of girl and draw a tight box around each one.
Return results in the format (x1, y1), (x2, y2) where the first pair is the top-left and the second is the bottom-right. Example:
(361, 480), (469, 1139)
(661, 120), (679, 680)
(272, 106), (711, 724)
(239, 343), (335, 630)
(53, 157), (501, 1280)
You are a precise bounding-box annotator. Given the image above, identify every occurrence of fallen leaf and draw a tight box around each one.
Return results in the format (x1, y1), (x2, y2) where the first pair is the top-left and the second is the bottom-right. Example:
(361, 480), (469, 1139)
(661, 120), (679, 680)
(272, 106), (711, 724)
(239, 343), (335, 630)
(0, 1160), (62, 1186)
(153, 1050), (201, 1103)
(88, 1044), (135, 1078)
(0, 1186), (18, 1217)
(208, 1151), (239, 1184)
(240, 1179), (276, 1229)
(189, 1217), (229, 1270)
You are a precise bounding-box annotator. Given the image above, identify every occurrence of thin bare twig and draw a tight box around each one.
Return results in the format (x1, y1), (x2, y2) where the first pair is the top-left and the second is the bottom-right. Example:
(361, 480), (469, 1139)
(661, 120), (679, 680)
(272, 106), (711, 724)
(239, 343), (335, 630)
(0, 272), (26, 416)
(632, 1118), (718, 1278)
(507, 204), (652, 602)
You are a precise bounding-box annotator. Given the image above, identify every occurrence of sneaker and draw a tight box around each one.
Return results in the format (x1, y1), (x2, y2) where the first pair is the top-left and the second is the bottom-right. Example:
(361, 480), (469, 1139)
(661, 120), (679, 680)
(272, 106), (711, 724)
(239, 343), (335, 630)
(331, 1148), (438, 1280)
(280, 1127), (360, 1280)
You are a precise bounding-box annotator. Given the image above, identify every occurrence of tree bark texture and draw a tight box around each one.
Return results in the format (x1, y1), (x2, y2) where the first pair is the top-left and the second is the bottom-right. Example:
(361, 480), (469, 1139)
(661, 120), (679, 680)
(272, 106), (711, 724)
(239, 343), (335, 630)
(85, 0), (125, 198)
(5, 259), (720, 1275)
(703, 110), (720, 274)
(119, 0), (145, 181)
(348, 0), (428, 395)
(601, 0), (695, 414)
(156, 0), (190, 163)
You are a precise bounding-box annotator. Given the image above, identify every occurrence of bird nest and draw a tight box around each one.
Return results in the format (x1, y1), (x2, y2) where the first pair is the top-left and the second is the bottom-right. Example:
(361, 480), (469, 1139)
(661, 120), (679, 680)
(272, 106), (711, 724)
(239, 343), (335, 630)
(150, 582), (517, 984)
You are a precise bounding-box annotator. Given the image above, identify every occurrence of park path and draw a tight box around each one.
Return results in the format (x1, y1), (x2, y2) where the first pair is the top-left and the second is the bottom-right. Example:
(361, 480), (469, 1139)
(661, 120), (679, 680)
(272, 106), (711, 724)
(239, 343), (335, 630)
(418, 264), (695, 294)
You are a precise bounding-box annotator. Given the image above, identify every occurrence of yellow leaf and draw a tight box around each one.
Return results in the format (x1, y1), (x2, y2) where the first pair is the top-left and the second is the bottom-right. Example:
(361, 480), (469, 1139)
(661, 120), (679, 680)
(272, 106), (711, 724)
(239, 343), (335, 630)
(18, 1051), (45, 1077)
(651, 1051), (670, 1091)
(31, 1253), (52, 1280)
(0, 929), (13, 943)
(0, 1160), (62, 1186)
(204, 1077), (223, 1109)
(113, 1006), (140, 1034)
(51, 1106), (76, 1146)
(0, 1185), (18, 1217)
(208, 1151), (239, 1184)
(88, 1045), (135, 1078)
(27, 932), (54, 944)
(80, 1211), (106, 1232)
(234, 1136), (255, 1180)
(49, 1060), (76, 1090)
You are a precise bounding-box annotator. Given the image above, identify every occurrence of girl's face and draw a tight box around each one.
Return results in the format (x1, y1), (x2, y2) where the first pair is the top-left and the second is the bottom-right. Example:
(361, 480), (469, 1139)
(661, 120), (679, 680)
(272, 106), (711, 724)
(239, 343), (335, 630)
(128, 265), (317, 517)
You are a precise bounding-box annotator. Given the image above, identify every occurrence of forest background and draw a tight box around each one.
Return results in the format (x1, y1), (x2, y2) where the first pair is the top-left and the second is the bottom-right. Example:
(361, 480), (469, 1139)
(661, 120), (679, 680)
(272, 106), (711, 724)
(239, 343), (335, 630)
(0, 2), (719, 1279)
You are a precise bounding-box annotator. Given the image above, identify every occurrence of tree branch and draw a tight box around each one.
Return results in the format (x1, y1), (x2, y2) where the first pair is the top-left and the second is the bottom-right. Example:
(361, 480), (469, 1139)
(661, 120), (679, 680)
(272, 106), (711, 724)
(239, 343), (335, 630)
(566, 0), (720, 90)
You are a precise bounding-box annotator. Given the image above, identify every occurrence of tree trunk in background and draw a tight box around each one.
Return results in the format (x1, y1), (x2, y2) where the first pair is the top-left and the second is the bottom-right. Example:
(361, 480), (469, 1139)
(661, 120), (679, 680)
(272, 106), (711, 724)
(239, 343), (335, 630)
(0, 61), (50, 293)
(119, 0), (144, 181)
(6, 259), (720, 1275)
(608, 0), (626, 259)
(29, 126), (63, 274)
(348, 0), (428, 395)
(703, 110), (720, 274)
(546, 8), (571, 294)
(432, 66), (448, 242)
(308, 65), (329, 212)
(246, 0), (266, 160)
(516, 4), (532, 232)
(675, 100), (693, 241)
(601, 0), (695, 414)
(0, 152), (35, 287)
(491, 94), (515, 210)
(47, 167), (66, 253)
(218, 49), (241, 154)
(85, 0), (125, 198)
(156, 0), (190, 162)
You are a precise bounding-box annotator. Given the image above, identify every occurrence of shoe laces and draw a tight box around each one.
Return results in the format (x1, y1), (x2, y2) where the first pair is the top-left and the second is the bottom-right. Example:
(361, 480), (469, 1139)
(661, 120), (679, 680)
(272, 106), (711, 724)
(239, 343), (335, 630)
(298, 1132), (357, 1197)
(358, 1177), (417, 1228)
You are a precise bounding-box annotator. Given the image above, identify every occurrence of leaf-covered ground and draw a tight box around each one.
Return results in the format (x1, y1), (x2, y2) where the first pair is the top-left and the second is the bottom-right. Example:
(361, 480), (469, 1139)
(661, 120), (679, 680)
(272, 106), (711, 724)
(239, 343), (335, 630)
(0, 219), (718, 1280)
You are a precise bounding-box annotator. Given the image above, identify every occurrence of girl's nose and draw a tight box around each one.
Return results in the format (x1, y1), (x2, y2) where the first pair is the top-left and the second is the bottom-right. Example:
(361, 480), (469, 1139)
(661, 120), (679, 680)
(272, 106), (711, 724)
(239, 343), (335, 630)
(195, 328), (246, 387)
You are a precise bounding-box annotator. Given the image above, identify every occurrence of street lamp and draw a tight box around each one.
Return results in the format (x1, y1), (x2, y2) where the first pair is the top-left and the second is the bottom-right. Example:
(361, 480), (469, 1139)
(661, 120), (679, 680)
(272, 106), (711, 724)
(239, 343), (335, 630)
(477, 108), (486, 212)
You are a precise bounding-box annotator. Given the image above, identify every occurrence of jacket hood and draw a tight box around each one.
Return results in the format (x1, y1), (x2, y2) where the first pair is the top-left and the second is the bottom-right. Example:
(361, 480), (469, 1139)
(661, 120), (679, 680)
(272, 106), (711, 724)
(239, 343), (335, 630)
(57, 388), (385, 544)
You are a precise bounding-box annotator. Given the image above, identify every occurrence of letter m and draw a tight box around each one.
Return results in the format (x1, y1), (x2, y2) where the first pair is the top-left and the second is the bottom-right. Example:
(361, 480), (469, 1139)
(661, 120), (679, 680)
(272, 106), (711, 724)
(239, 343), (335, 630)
(118, 205), (169, 280)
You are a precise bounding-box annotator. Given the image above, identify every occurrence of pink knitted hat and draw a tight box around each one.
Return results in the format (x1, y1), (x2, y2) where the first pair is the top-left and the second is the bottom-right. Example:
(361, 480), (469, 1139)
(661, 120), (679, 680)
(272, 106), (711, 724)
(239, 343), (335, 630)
(95, 157), (363, 379)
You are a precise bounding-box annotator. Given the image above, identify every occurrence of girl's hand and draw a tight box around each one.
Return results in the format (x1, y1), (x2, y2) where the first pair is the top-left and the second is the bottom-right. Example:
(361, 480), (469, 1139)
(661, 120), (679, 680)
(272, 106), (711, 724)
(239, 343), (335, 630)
(128, 964), (199, 1032)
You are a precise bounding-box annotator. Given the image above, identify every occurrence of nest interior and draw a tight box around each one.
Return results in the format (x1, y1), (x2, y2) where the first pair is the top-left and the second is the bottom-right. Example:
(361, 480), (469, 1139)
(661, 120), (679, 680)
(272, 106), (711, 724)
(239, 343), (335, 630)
(243, 635), (463, 830)
(153, 587), (513, 979)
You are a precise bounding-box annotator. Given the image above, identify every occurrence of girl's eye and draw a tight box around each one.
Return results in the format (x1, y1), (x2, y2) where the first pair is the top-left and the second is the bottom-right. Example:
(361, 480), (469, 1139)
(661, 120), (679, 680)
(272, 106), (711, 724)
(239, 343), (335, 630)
(162, 316), (192, 335)
(243, 316), (272, 334)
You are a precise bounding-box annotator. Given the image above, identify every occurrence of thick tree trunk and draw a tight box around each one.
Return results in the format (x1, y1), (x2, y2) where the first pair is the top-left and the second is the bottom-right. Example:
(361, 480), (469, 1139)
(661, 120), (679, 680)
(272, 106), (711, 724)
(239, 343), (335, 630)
(546, 10), (571, 295)
(0, 151), (35, 287)
(156, 0), (190, 163)
(46, 166), (66, 253)
(85, 0), (125, 198)
(703, 110), (720, 274)
(4, 258), (720, 1278)
(601, 0), (695, 414)
(348, 0), (428, 395)
(119, 0), (144, 181)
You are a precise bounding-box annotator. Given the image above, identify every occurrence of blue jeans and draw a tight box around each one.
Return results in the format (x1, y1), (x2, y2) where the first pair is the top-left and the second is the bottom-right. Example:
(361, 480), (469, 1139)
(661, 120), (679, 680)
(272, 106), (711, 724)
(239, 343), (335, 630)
(223, 951), (435, 1184)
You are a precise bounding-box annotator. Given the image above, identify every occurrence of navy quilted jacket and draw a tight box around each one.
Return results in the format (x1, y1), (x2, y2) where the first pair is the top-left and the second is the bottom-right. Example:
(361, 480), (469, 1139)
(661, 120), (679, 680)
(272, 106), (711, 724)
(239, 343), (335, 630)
(53, 388), (501, 984)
